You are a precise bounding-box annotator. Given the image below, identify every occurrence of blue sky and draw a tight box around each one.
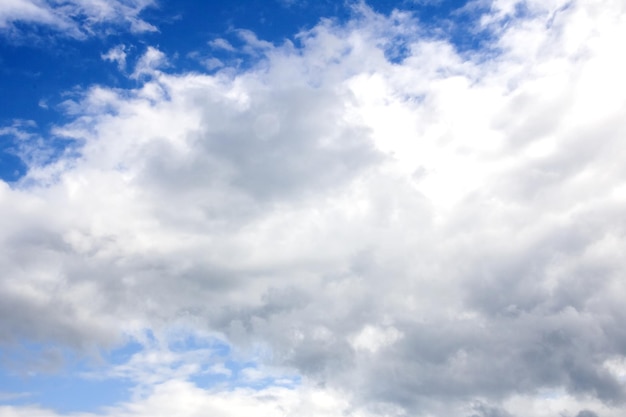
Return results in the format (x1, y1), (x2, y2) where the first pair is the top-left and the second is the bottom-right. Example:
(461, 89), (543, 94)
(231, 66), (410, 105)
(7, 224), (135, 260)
(0, 0), (468, 181)
(1, 1), (626, 417)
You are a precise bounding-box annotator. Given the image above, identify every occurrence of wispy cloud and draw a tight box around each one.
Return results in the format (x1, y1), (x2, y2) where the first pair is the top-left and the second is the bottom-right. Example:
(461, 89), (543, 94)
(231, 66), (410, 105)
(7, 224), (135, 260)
(131, 46), (168, 79)
(0, 391), (31, 401)
(0, 0), (157, 39)
(208, 38), (237, 52)
(102, 44), (128, 71)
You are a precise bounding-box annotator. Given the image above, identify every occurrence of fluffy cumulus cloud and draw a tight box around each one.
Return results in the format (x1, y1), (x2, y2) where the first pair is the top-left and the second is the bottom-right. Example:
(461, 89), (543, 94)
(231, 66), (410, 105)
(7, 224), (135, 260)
(0, 0), (156, 38)
(2, 0), (626, 416)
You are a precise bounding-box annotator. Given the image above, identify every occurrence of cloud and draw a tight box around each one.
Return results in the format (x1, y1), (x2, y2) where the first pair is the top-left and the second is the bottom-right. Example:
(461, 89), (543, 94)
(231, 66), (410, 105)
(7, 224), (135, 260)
(0, 0), (156, 39)
(131, 46), (168, 79)
(575, 411), (599, 417)
(209, 38), (237, 52)
(102, 45), (128, 71)
(0, 392), (31, 401)
(0, 381), (385, 417)
(2, 1), (626, 416)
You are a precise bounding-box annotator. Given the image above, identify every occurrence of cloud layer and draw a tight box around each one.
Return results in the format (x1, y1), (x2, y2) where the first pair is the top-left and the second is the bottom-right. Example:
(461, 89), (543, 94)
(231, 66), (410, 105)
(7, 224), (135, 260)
(2, 1), (626, 416)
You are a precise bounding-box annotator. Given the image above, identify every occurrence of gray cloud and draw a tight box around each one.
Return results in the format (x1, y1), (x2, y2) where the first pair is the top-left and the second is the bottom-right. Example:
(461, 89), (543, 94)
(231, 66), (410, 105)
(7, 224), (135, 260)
(576, 411), (599, 417)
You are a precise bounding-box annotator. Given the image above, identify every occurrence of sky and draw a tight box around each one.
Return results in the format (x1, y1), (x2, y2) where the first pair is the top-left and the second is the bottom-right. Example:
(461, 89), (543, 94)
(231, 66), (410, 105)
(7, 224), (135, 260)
(0, 0), (625, 416)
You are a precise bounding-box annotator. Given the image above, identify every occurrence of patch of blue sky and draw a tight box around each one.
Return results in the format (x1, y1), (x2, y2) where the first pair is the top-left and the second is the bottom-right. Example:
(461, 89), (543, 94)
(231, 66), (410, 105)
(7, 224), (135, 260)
(0, 369), (135, 413)
(0, 333), (295, 412)
(0, 342), (134, 413)
(1, 0), (499, 185)
(0, 35), (135, 124)
(0, 121), (81, 185)
(105, 338), (145, 366)
(410, 0), (503, 55)
(1, 41), (139, 183)
(0, 142), (26, 182)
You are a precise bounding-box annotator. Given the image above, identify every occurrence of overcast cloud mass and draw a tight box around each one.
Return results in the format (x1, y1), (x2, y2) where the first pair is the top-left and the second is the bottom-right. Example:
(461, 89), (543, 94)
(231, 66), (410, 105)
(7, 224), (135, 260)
(1, 0), (626, 416)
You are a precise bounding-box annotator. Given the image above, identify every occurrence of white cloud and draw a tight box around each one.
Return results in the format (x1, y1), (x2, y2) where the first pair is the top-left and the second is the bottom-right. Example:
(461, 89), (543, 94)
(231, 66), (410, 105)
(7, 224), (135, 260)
(209, 38), (236, 52)
(131, 46), (168, 79)
(0, 0), (156, 38)
(102, 45), (128, 71)
(350, 325), (403, 354)
(0, 381), (387, 417)
(2, 1), (626, 416)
